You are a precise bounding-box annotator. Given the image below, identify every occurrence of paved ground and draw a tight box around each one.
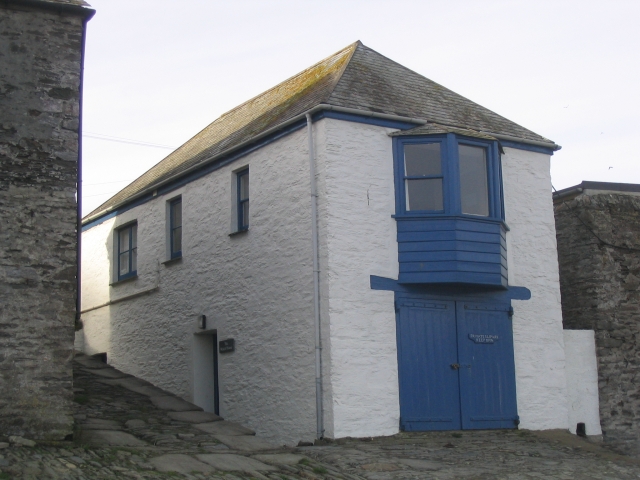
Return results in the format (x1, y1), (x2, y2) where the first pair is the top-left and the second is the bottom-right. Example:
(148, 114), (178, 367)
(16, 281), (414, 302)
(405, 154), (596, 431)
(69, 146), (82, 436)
(0, 354), (639, 479)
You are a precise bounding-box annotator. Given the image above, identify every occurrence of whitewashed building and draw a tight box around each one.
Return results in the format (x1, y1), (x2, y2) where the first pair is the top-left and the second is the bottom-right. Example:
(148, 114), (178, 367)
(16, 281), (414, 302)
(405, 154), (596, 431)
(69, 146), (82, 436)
(79, 42), (599, 445)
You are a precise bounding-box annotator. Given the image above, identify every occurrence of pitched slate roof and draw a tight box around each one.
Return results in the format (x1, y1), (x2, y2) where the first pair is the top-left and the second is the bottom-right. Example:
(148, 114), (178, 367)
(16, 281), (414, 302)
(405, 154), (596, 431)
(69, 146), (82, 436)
(86, 41), (556, 221)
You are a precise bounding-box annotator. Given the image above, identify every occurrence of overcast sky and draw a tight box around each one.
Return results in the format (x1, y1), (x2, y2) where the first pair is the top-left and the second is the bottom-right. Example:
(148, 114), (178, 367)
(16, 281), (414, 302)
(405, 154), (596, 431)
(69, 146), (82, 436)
(80, 0), (640, 216)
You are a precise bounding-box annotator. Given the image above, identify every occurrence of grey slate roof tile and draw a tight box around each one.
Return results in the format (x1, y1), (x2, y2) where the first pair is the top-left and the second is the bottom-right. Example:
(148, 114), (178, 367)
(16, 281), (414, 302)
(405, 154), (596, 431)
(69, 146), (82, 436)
(85, 41), (555, 221)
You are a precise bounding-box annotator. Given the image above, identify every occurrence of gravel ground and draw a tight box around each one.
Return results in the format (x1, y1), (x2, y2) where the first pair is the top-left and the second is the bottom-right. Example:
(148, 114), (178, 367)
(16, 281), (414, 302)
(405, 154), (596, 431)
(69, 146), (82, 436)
(1, 355), (638, 479)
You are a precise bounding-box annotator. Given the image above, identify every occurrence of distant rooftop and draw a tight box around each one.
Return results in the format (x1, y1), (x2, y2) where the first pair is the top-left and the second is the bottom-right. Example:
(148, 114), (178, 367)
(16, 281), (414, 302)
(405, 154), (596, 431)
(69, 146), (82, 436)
(553, 181), (640, 201)
(4, 0), (94, 12)
(39, 0), (91, 6)
(85, 41), (559, 223)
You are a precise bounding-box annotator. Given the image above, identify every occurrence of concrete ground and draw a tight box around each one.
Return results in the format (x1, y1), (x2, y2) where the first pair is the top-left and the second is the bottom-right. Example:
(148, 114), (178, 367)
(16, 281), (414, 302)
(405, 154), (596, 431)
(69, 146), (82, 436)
(0, 354), (638, 479)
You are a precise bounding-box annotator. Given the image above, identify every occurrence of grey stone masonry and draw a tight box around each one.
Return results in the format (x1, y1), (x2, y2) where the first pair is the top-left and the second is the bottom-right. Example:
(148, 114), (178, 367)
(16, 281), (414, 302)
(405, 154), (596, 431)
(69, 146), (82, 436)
(0, 1), (92, 440)
(555, 192), (640, 456)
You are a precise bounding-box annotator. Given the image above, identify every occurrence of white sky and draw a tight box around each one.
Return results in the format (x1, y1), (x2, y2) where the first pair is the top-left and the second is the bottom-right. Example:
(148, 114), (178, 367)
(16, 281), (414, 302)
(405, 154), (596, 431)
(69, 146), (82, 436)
(81, 0), (640, 216)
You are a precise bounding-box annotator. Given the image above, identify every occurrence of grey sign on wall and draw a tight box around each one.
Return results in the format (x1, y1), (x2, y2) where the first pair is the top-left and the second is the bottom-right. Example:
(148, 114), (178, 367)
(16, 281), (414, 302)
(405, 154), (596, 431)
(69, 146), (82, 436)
(219, 338), (235, 353)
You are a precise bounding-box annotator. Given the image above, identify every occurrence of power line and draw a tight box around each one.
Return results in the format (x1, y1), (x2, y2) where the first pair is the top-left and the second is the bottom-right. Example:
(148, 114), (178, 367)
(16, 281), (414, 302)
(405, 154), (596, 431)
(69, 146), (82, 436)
(83, 191), (122, 198)
(84, 131), (177, 150)
(83, 179), (130, 186)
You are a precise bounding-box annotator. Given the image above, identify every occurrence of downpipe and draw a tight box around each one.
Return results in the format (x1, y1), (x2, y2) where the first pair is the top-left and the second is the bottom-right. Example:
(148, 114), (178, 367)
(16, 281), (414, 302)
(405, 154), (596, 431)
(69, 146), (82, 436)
(306, 113), (324, 440)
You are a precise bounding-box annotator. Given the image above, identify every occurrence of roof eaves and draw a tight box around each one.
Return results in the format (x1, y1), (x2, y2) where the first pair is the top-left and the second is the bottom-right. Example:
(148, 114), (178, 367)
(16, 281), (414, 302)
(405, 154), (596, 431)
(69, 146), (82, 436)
(83, 105), (561, 225)
(82, 103), (428, 224)
(390, 123), (498, 141)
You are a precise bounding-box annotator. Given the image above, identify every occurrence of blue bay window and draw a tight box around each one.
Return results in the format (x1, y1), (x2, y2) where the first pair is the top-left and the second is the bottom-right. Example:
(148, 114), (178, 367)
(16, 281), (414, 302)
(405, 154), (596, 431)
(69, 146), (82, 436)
(393, 133), (507, 287)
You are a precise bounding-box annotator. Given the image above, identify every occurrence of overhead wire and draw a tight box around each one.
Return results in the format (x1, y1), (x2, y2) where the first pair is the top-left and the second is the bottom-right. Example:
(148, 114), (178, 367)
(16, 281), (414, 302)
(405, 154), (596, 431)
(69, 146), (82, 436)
(83, 131), (177, 150)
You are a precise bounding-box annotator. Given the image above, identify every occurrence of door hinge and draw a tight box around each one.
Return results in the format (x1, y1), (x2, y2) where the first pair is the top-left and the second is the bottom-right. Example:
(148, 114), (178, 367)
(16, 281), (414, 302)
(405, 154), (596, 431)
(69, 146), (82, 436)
(508, 306), (514, 317)
(394, 301), (399, 312)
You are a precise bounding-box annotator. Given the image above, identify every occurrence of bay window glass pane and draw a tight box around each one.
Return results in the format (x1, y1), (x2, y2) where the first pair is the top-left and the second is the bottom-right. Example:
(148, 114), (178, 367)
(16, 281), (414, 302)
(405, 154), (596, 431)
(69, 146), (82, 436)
(131, 247), (137, 272)
(172, 227), (182, 254)
(172, 201), (182, 228)
(406, 178), (443, 211)
(131, 225), (137, 249)
(404, 144), (441, 176)
(119, 251), (129, 276)
(241, 203), (249, 227)
(119, 228), (129, 253)
(459, 145), (489, 216)
(239, 172), (249, 200)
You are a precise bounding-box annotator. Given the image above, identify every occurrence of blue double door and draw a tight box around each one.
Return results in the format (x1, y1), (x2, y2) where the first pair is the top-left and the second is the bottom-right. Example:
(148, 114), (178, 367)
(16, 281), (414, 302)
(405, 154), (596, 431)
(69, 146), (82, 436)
(397, 299), (518, 431)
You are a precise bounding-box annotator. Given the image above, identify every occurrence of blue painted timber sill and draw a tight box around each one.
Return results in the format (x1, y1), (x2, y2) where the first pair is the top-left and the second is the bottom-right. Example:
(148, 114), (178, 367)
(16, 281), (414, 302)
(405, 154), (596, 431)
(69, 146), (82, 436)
(396, 216), (508, 288)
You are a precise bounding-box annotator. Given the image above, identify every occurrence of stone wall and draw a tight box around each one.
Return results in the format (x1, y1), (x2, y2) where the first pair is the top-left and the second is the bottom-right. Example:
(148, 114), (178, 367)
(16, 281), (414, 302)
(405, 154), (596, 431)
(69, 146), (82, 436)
(0, 2), (89, 440)
(555, 193), (640, 455)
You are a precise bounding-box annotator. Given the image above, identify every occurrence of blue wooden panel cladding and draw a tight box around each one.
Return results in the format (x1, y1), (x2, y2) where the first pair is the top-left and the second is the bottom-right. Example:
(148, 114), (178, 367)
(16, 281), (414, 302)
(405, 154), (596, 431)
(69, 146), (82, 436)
(396, 300), (461, 431)
(456, 302), (518, 429)
(396, 217), (508, 287)
(397, 298), (518, 432)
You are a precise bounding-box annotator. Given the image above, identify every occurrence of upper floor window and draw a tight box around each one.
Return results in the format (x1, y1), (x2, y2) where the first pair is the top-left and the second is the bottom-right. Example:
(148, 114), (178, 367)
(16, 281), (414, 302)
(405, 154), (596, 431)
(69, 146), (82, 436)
(169, 197), (182, 258)
(237, 168), (249, 231)
(395, 134), (503, 220)
(117, 223), (137, 280)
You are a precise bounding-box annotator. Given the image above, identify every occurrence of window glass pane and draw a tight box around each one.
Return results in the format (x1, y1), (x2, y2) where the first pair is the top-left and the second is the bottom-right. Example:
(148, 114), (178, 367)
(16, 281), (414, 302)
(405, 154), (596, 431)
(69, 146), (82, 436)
(119, 251), (129, 276)
(119, 228), (129, 253)
(131, 225), (137, 249)
(172, 200), (182, 228)
(406, 178), (443, 211)
(241, 202), (249, 227)
(172, 227), (182, 254)
(404, 144), (441, 176)
(131, 247), (137, 272)
(459, 145), (489, 216)
(239, 172), (249, 200)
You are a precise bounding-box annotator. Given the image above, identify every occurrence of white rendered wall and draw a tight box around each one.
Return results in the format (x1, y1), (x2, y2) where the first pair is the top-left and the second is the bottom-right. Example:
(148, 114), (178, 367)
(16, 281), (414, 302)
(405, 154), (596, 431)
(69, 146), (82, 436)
(79, 217), (116, 355)
(81, 127), (318, 446)
(502, 147), (569, 430)
(320, 119), (400, 439)
(563, 330), (602, 436)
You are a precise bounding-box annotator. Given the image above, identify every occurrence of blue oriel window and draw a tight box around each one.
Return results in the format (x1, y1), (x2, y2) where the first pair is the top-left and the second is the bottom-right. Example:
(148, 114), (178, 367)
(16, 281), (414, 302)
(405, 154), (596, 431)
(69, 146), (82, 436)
(393, 133), (507, 287)
(170, 197), (182, 258)
(237, 169), (249, 231)
(117, 223), (137, 280)
(394, 134), (503, 220)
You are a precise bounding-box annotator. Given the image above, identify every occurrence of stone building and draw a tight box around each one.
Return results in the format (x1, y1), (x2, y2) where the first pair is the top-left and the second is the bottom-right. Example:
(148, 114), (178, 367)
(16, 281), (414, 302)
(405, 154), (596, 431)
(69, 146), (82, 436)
(0, 0), (94, 440)
(79, 41), (595, 446)
(554, 181), (640, 455)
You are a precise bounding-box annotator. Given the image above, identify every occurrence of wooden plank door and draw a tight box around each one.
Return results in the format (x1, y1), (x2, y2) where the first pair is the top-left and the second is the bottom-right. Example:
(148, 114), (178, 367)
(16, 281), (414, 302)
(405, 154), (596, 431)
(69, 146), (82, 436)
(397, 300), (461, 431)
(456, 302), (518, 429)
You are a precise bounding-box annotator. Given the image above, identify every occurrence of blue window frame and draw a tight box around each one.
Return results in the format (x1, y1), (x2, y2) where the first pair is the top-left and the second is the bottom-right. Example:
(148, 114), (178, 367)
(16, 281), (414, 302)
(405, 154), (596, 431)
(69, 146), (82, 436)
(237, 169), (249, 231)
(169, 197), (182, 258)
(394, 134), (504, 221)
(117, 223), (137, 281)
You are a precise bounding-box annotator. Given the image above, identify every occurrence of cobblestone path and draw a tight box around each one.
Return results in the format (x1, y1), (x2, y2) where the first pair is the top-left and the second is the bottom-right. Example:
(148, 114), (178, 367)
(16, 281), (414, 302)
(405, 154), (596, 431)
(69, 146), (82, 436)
(0, 354), (639, 479)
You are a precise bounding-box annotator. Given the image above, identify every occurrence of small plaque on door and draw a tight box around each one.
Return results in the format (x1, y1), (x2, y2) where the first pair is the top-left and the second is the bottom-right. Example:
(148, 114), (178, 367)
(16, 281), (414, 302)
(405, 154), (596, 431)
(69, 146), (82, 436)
(469, 334), (498, 344)
(219, 338), (235, 353)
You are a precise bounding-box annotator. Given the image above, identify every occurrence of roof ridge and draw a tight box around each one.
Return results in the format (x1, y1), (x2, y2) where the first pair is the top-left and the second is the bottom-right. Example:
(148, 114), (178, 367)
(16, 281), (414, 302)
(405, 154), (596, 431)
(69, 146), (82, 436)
(217, 41), (360, 121)
(321, 40), (360, 106)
